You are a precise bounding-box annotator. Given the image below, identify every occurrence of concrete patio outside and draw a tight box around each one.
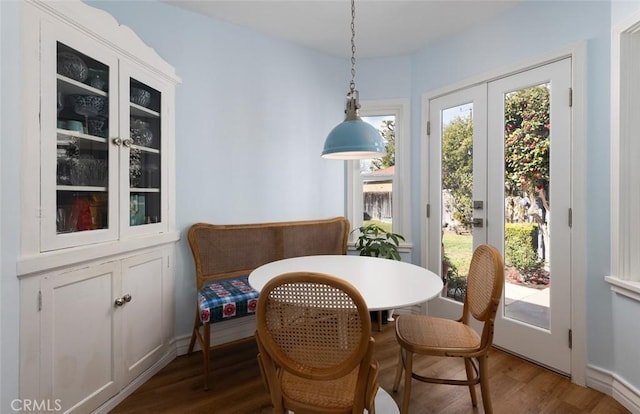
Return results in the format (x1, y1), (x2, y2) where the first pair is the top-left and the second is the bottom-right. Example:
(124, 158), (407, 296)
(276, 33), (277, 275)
(504, 281), (550, 329)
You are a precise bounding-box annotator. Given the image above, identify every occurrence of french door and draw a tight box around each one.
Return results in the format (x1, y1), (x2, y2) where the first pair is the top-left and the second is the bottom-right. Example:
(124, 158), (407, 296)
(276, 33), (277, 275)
(426, 58), (572, 374)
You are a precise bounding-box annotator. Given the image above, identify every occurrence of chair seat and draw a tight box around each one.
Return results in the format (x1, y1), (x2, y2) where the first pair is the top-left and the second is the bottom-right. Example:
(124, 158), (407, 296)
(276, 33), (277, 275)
(198, 277), (259, 323)
(396, 314), (480, 356)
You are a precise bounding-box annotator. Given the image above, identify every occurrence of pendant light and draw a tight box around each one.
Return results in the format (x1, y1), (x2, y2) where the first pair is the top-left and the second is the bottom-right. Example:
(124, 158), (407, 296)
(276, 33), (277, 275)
(321, 0), (386, 160)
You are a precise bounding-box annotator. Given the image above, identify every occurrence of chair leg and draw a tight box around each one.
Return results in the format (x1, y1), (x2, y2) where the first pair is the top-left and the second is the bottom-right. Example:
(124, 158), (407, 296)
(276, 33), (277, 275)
(393, 348), (404, 392)
(478, 355), (493, 414)
(378, 310), (382, 332)
(464, 357), (478, 407)
(400, 351), (413, 414)
(202, 323), (211, 391)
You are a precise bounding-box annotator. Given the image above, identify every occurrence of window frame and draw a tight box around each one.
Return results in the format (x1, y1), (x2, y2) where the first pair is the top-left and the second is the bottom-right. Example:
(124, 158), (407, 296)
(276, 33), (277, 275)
(347, 98), (411, 251)
(609, 8), (640, 299)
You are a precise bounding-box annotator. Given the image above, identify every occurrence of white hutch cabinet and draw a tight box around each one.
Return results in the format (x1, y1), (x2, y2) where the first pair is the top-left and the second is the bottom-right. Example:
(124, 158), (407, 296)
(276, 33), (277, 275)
(18, 1), (180, 412)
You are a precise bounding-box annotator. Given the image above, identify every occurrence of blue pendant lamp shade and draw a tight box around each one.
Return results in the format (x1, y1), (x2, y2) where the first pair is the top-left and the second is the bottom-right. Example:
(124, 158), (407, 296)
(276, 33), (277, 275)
(322, 90), (386, 159)
(321, 0), (386, 160)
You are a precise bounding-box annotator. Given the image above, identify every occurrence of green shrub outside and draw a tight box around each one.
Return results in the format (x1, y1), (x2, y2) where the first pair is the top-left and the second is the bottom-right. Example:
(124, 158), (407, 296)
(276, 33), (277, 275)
(505, 223), (544, 274)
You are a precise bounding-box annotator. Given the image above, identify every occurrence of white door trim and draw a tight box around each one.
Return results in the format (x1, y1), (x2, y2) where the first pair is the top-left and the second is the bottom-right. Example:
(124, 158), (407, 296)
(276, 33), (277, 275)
(421, 43), (586, 385)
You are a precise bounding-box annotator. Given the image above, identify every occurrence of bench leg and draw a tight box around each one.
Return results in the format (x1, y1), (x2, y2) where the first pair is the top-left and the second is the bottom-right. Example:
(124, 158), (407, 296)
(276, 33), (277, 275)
(202, 323), (211, 391)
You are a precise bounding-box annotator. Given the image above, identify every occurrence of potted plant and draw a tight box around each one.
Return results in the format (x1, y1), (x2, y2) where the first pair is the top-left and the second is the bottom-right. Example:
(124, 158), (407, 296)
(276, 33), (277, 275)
(353, 223), (405, 326)
(354, 223), (405, 260)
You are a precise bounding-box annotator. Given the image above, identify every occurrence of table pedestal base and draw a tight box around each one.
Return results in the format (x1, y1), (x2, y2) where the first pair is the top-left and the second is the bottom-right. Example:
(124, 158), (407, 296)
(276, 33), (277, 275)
(285, 387), (399, 414)
(371, 388), (400, 414)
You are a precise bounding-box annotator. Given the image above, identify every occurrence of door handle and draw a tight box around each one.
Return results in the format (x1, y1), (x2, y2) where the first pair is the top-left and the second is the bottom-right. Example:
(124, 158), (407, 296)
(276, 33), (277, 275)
(114, 293), (132, 307)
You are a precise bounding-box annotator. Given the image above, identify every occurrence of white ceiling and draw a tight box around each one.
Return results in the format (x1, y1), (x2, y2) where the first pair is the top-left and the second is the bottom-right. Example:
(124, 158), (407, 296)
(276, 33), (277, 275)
(163, 0), (521, 58)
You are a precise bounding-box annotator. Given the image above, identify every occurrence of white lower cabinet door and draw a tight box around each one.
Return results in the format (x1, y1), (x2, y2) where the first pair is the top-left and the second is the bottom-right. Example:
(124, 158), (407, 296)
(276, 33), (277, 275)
(40, 262), (122, 414)
(120, 250), (168, 385)
(38, 249), (171, 413)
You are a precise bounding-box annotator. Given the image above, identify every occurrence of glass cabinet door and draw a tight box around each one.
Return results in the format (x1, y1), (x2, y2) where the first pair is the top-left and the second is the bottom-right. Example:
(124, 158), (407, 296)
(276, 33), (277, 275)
(56, 42), (110, 233)
(41, 21), (120, 251)
(127, 78), (162, 228)
(120, 62), (169, 236)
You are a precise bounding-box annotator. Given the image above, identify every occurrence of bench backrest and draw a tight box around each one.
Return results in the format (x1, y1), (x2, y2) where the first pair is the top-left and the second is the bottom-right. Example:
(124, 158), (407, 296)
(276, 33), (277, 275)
(188, 217), (350, 290)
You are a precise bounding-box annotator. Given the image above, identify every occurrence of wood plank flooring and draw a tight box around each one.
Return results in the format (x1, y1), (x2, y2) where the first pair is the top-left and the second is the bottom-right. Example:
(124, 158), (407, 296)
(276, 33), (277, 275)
(111, 322), (629, 413)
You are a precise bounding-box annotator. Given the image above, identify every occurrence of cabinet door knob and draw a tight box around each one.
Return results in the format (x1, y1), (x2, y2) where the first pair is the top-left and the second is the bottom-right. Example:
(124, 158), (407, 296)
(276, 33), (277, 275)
(123, 293), (132, 303)
(114, 297), (125, 306)
(123, 138), (133, 147)
(112, 137), (122, 146)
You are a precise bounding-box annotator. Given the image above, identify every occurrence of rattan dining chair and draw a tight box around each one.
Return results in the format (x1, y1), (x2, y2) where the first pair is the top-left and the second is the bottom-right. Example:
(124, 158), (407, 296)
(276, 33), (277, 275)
(392, 244), (504, 414)
(256, 272), (379, 414)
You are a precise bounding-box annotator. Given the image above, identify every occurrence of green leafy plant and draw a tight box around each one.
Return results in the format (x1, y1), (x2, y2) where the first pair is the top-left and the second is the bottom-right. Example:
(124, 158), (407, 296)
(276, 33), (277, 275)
(504, 86), (550, 203)
(353, 222), (406, 324)
(442, 251), (457, 279)
(353, 223), (405, 261)
(442, 250), (465, 301)
(505, 222), (544, 275)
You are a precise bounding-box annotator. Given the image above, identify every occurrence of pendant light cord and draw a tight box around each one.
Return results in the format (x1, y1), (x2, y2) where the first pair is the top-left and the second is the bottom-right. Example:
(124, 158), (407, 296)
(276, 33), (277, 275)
(350, 0), (356, 94)
(322, 0), (386, 159)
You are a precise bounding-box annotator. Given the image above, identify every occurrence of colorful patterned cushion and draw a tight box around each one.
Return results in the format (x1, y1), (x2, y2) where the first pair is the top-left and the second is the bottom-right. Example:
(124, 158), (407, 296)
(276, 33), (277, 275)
(198, 277), (259, 323)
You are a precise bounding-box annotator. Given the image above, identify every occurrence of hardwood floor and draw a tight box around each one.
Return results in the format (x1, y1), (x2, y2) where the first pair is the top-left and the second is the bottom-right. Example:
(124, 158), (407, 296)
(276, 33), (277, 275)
(112, 322), (629, 414)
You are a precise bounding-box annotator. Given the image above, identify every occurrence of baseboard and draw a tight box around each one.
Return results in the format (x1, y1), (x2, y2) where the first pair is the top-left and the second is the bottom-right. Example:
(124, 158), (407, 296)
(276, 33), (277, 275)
(175, 315), (257, 356)
(586, 364), (640, 414)
(93, 347), (177, 414)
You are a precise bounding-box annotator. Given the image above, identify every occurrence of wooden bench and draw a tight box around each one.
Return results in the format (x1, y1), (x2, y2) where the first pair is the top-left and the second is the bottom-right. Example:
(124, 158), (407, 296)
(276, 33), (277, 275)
(186, 216), (350, 390)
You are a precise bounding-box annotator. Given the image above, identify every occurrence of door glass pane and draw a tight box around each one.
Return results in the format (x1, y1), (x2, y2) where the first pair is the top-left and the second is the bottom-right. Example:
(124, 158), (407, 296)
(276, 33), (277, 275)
(361, 116), (395, 232)
(129, 79), (161, 227)
(503, 84), (550, 330)
(441, 104), (474, 302)
(56, 42), (109, 233)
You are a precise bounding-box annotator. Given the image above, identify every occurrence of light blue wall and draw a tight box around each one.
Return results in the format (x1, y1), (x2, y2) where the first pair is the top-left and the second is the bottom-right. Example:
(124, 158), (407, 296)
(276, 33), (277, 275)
(89, 0), (350, 342)
(613, 295), (640, 386)
(1, 1), (23, 411)
(612, 0), (640, 23)
(358, 56), (413, 100)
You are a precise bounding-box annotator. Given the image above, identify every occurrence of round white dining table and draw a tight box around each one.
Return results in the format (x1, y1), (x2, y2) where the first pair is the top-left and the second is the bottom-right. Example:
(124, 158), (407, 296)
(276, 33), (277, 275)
(249, 254), (443, 311)
(250, 255), (442, 414)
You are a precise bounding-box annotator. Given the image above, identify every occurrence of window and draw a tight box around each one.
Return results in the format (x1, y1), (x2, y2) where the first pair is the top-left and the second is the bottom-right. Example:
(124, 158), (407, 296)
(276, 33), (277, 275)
(347, 99), (410, 249)
(609, 9), (640, 299)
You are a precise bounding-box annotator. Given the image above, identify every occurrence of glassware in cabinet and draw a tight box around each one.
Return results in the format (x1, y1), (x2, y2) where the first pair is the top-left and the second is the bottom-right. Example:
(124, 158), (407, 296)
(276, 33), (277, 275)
(56, 41), (111, 235)
(128, 78), (162, 227)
